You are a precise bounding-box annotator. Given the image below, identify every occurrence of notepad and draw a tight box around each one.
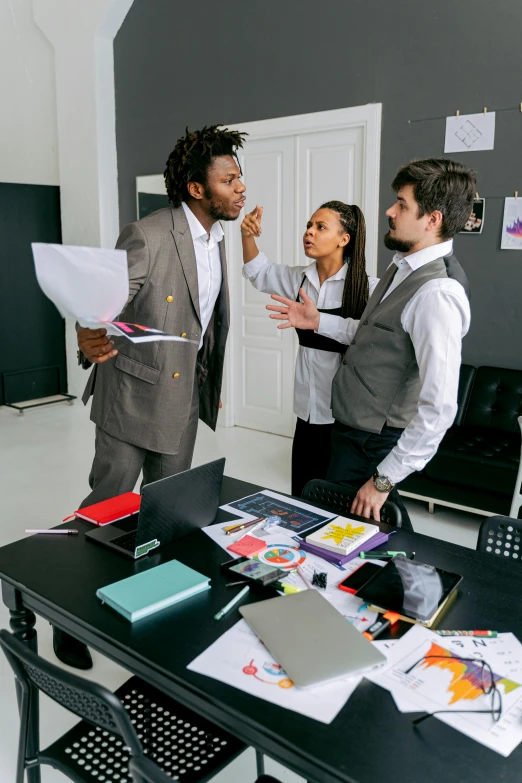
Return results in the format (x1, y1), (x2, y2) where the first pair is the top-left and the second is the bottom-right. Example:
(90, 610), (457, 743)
(70, 492), (141, 526)
(96, 560), (210, 622)
(227, 535), (267, 557)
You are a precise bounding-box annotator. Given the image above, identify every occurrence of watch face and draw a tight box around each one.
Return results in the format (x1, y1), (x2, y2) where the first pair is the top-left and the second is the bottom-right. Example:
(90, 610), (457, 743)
(375, 475), (393, 492)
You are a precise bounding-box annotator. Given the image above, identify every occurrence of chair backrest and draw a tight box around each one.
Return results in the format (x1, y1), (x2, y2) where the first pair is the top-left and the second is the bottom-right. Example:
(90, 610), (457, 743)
(0, 629), (142, 757)
(453, 364), (476, 427)
(463, 366), (522, 434)
(476, 515), (522, 563)
(302, 479), (402, 527)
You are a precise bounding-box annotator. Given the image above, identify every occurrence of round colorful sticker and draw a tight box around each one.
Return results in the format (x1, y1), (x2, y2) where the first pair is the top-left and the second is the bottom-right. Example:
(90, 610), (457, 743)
(257, 544), (306, 570)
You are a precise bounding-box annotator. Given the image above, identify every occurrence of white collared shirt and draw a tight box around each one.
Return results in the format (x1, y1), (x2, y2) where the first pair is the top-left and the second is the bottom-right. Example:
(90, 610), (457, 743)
(243, 252), (379, 424)
(373, 239), (471, 483)
(182, 202), (223, 348)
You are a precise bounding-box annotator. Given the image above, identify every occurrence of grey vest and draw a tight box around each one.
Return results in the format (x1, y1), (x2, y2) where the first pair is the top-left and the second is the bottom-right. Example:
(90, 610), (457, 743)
(331, 254), (469, 434)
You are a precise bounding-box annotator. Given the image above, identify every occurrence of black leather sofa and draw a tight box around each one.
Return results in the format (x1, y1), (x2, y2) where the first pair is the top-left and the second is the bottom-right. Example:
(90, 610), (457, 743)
(399, 365), (522, 519)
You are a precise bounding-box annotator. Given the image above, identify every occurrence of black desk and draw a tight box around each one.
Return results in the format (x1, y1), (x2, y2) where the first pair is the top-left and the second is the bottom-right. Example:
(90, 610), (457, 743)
(2, 476), (522, 783)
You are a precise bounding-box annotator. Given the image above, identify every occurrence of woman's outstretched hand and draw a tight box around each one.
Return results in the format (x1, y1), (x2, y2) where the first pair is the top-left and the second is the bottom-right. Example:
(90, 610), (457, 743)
(266, 288), (320, 331)
(241, 205), (263, 238)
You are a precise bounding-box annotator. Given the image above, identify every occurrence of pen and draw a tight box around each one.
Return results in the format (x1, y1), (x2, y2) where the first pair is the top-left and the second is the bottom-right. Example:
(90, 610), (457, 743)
(25, 529), (79, 536)
(436, 630), (498, 638)
(296, 565), (315, 590)
(233, 520), (264, 542)
(225, 581), (248, 587)
(224, 517), (263, 535)
(214, 585), (250, 620)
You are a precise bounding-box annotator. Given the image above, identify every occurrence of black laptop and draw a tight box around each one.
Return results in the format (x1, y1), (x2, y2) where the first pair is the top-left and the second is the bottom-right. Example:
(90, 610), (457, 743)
(85, 458), (225, 559)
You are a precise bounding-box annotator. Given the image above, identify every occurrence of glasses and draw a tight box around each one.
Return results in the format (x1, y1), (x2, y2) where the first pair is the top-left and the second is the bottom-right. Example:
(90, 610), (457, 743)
(404, 654), (503, 726)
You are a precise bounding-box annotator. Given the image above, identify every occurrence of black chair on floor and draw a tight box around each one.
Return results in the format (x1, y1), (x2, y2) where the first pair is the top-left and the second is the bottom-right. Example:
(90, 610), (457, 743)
(476, 515), (522, 563)
(302, 479), (403, 528)
(0, 629), (266, 783)
(130, 755), (283, 783)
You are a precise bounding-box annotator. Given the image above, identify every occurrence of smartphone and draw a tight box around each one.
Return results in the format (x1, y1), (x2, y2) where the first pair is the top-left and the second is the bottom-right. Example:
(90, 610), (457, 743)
(337, 562), (383, 595)
(220, 556), (286, 585)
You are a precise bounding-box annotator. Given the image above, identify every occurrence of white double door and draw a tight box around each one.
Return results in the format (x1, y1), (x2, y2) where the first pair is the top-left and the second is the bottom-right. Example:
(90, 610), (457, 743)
(224, 105), (381, 438)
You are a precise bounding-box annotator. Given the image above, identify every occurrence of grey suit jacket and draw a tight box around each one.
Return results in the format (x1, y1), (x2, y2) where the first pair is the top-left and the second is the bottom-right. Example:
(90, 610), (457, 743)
(82, 206), (230, 454)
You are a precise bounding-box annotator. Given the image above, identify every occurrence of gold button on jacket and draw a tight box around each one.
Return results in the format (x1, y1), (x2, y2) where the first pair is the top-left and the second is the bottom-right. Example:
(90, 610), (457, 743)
(172, 372), (180, 379)
(180, 332), (187, 338)
(166, 295), (173, 302)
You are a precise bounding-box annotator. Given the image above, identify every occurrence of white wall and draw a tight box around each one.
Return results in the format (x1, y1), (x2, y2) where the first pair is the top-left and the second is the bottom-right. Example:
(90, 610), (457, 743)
(0, 0), (58, 185)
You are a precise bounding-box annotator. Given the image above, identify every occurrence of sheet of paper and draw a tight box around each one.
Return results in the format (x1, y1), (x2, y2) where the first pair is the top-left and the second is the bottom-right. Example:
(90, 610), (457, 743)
(32, 243), (129, 324)
(188, 619), (363, 724)
(367, 624), (522, 756)
(219, 490), (336, 534)
(204, 522), (381, 632)
(444, 112), (495, 153)
(501, 197), (522, 250)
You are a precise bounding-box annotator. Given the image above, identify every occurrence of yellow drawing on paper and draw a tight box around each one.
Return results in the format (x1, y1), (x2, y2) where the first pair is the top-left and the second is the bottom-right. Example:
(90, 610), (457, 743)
(321, 523), (365, 545)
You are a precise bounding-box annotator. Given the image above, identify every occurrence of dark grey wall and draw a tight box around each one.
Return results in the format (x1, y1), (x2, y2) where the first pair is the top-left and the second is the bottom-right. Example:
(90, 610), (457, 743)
(114, 0), (522, 369)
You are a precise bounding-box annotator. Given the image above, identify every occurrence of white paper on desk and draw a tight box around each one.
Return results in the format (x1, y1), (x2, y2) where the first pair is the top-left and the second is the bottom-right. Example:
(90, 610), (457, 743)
(203, 522), (380, 632)
(188, 619), (363, 724)
(367, 624), (522, 756)
(444, 112), (495, 153)
(32, 243), (129, 324)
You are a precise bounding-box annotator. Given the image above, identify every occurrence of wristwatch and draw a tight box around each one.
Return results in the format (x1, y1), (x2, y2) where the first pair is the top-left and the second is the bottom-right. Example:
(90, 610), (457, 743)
(373, 471), (395, 493)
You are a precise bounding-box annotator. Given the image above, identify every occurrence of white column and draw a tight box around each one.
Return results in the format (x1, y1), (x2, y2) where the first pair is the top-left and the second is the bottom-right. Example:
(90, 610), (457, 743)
(33, 0), (134, 397)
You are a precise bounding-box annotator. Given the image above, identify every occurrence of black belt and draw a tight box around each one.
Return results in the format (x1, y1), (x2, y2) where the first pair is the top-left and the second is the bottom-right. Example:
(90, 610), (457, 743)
(294, 274), (346, 354)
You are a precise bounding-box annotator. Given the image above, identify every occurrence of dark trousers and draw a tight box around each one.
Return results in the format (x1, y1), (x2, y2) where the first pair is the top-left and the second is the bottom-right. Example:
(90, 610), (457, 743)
(291, 417), (334, 497)
(326, 421), (413, 531)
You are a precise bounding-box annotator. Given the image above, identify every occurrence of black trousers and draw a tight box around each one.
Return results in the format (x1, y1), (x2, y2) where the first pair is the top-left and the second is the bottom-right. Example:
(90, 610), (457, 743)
(326, 421), (413, 531)
(291, 417), (334, 497)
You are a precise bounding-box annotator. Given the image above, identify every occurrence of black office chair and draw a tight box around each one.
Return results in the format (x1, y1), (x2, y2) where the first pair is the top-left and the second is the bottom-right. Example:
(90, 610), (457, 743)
(0, 629), (265, 783)
(130, 755), (283, 783)
(302, 479), (402, 528)
(476, 515), (522, 563)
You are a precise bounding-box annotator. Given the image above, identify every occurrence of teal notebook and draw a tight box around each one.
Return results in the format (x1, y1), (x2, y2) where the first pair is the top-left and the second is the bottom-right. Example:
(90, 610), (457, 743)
(96, 559), (210, 622)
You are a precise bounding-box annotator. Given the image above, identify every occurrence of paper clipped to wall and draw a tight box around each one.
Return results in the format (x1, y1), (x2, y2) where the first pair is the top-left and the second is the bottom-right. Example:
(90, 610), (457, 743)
(501, 198), (522, 250)
(444, 112), (495, 153)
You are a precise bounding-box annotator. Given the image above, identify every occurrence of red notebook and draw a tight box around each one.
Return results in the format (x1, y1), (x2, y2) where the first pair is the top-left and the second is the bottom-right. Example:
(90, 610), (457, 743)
(66, 492), (141, 526)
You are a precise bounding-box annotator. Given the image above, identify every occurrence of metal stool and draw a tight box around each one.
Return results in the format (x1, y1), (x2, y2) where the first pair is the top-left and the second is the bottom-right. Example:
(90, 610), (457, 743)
(0, 629), (265, 783)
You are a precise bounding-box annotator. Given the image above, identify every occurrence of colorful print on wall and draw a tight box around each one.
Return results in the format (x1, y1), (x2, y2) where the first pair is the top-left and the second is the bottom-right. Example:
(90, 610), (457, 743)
(501, 197), (522, 250)
(460, 198), (485, 234)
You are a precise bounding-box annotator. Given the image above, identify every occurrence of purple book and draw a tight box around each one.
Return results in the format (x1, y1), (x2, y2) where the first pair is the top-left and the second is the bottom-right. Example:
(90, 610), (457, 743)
(299, 531), (390, 566)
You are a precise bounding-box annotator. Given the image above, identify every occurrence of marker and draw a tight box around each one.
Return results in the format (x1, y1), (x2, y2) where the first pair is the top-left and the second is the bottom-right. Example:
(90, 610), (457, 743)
(363, 612), (401, 641)
(360, 550), (412, 560)
(436, 630), (498, 638)
(214, 585), (250, 620)
(25, 529), (79, 536)
(275, 582), (301, 595)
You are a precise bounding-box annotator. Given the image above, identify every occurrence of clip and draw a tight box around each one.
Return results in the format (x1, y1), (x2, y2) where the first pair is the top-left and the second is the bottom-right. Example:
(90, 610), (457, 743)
(456, 109), (460, 117)
(475, 192), (479, 200)
(483, 107), (487, 115)
(516, 191), (519, 200)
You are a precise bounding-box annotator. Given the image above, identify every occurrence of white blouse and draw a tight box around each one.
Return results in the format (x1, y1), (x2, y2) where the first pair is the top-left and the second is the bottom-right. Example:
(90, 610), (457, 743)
(243, 252), (379, 425)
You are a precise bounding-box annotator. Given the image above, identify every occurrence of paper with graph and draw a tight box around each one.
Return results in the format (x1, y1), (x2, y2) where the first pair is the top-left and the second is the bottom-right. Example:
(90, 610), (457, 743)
(367, 624), (522, 755)
(501, 198), (522, 250)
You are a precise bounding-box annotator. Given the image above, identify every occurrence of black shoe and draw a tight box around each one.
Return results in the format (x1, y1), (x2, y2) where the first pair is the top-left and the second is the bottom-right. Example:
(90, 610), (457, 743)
(53, 627), (93, 670)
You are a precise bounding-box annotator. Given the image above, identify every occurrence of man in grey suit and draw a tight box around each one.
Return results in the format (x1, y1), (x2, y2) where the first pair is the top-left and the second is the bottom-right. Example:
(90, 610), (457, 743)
(54, 126), (247, 669)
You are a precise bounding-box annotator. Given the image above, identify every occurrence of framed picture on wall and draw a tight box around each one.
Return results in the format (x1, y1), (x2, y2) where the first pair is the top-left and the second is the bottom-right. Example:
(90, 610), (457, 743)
(460, 198), (485, 234)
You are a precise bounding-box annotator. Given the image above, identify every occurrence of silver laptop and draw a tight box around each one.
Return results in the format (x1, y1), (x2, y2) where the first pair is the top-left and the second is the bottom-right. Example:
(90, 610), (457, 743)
(240, 589), (386, 687)
(85, 458), (225, 559)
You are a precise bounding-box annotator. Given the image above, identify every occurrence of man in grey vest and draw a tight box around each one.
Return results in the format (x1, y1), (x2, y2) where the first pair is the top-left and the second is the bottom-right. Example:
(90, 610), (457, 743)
(267, 158), (474, 530)
(54, 126), (247, 669)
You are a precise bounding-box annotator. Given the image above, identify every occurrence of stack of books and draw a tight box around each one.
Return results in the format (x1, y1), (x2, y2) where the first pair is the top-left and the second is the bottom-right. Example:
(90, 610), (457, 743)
(300, 517), (388, 566)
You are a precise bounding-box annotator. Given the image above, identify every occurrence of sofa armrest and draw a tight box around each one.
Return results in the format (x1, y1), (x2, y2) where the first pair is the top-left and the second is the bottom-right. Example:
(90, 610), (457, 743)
(509, 416), (522, 518)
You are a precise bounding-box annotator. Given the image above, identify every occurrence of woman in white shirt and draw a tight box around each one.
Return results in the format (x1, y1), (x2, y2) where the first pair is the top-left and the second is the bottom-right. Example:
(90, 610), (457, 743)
(241, 200), (379, 496)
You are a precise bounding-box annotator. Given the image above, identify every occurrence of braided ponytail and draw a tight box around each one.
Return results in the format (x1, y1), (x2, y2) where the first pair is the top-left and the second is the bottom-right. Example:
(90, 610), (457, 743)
(320, 200), (369, 319)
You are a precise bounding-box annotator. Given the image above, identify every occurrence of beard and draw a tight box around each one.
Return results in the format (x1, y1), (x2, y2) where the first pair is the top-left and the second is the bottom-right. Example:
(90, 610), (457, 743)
(383, 220), (416, 252)
(205, 188), (238, 222)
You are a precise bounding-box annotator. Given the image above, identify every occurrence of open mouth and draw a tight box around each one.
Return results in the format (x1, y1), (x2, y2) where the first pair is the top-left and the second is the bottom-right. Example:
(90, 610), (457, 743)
(235, 199), (246, 209)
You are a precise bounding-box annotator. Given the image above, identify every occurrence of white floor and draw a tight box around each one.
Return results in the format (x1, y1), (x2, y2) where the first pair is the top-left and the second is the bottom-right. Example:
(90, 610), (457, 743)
(0, 401), (482, 782)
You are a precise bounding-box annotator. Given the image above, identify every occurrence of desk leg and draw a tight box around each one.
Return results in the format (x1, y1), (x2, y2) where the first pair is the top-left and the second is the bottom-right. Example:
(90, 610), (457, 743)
(2, 582), (41, 783)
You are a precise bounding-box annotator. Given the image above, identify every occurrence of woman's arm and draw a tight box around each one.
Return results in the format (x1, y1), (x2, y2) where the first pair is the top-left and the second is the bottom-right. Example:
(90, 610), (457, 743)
(241, 206), (305, 299)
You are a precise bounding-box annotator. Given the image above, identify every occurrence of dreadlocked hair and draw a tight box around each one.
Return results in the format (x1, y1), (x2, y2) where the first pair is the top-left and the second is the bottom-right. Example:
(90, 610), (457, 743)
(320, 200), (369, 319)
(164, 125), (247, 207)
